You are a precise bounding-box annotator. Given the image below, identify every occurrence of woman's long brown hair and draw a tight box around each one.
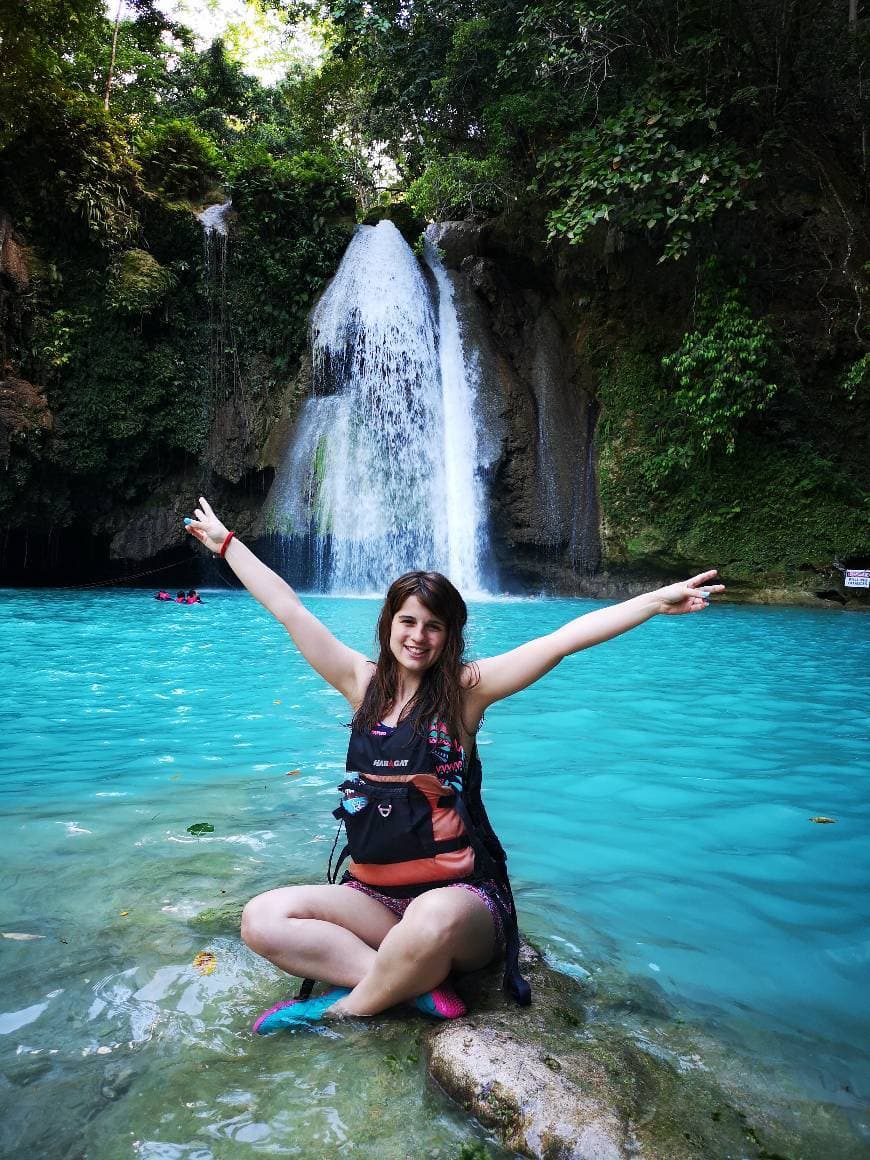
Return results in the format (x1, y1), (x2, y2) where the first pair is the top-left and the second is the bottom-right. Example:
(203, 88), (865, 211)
(352, 571), (477, 741)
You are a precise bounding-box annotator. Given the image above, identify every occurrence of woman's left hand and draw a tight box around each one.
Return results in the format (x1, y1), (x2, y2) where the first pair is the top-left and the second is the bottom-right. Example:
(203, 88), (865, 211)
(657, 570), (725, 615)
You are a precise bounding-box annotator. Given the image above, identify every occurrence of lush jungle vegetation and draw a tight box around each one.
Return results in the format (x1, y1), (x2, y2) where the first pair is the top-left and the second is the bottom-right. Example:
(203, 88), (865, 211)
(0, 0), (867, 588)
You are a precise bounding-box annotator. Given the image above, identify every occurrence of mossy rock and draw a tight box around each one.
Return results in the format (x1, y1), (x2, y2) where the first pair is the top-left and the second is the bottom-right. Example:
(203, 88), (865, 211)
(188, 902), (245, 935)
(426, 943), (865, 1159)
(106, 248), (176, 316)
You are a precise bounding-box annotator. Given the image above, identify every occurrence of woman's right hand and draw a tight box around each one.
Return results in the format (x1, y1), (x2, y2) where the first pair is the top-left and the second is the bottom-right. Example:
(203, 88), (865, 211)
(185, 496), (230, 554)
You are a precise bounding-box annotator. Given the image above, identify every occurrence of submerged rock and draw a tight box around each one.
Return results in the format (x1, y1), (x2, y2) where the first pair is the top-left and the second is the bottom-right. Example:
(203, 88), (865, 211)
(429, 1023), (629, 1159)
(424, 943), (866, 1160)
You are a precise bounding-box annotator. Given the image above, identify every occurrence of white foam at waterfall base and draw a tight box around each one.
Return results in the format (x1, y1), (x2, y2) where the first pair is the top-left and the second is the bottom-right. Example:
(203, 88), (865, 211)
(268, 220), (491, 594)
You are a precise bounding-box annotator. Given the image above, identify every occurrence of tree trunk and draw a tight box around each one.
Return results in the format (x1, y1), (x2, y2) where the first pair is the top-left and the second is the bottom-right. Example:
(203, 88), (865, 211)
(103, 1), (123, 112)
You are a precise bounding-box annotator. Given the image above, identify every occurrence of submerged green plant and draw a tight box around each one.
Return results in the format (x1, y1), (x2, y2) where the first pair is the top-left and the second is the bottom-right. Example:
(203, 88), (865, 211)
(455, 1141), (492, 1160)
(187, 822), (215, 836)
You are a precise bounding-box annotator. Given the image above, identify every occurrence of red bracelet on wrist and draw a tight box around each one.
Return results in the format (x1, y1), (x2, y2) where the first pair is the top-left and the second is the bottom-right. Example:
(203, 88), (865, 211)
(219, 530), (235, 557)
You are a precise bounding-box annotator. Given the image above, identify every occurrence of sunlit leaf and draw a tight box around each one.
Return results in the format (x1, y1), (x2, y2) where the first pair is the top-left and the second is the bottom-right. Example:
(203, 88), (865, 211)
(193, 950), (217, 975)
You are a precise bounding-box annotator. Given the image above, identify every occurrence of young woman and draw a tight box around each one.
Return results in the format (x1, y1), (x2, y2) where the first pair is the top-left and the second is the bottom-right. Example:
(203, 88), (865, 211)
(185, 496), (723, 1033)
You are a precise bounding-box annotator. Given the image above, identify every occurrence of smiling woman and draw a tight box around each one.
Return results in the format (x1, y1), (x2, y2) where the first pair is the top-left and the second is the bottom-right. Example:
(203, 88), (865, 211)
(183, 494), (723, 1033)
(391, 596), (446, 670)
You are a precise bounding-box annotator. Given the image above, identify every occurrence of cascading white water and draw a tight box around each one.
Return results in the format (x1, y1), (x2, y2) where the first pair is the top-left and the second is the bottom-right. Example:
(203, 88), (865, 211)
(197, 200), (232, 401)
(424, 231), (485, 591)
(266, 220), (490, 594)
(197, 200), (232, 237)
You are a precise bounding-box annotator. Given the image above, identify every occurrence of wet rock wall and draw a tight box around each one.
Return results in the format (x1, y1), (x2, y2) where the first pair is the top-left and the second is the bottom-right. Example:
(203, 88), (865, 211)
(430, 221), (601, 592)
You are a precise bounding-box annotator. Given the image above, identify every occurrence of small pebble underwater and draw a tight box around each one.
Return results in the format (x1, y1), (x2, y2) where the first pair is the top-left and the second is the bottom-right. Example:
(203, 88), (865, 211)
(1, 588), (868, 1158)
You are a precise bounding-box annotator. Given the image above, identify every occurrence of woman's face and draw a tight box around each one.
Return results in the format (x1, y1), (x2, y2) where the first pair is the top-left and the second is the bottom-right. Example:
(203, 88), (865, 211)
(389, 594), (447, 674)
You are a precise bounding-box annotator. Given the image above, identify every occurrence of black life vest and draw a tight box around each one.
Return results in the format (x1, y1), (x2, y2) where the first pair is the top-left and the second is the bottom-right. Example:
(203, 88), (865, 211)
(319, 717), (531, 1007)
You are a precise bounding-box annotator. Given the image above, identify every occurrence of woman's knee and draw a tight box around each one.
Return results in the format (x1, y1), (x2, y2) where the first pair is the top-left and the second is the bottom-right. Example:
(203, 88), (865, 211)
(240, 894), (271, 953)
(400, 890), (496, 970)
(402, 892), (474, 947)
(240, 886), (306, 953)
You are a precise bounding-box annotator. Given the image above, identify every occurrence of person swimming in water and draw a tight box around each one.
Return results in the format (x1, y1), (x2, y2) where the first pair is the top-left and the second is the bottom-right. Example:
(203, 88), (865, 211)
(184, 496), (723, 1032)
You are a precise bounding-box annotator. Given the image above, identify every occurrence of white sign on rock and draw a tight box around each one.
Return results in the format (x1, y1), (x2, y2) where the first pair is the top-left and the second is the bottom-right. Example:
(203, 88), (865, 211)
(844, 569), (870, 589)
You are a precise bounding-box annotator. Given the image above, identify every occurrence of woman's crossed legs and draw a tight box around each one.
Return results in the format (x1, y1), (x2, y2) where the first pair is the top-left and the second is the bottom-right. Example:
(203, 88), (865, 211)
(241, 882), (496, 1016)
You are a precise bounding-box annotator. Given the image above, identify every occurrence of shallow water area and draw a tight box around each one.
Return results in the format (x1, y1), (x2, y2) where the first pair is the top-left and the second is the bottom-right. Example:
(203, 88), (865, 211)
(1, 589), (869, 1156)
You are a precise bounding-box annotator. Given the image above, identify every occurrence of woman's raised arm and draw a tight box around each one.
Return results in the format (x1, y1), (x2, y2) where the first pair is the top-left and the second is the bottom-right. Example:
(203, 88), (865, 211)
(185, 497), (372, 704)
(464, 571), (724, 721)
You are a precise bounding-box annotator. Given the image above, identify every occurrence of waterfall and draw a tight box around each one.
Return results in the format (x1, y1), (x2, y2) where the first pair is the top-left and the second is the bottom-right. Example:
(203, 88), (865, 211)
(266, 220), (490, 594)
(198, 201), (232, 237)
(424, 233), (485, 591)
(197, 201), (232, 402)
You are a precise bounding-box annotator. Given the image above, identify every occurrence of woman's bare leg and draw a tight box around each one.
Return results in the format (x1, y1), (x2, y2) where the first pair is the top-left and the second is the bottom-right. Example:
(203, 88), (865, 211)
(330, 887), (496, 1016)
(241, 884), (399, 988)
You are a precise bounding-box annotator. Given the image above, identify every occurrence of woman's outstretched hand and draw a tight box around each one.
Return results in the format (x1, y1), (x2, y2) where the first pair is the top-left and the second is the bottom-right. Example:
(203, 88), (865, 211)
(184, 496), (229, 554)
(656, 570), (725, 615)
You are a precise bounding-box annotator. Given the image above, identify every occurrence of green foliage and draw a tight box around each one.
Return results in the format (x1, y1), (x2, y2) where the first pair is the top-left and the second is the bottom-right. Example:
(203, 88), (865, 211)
(539, 90), (760, 260)
(227, 146), (354, 386)
(841, 353), (870, 402)
(597, 277), (780, 500)
(70, 3), (195, 121)
(30, 309), (207, 476)
(597, 350), (870, 580)
(662, 275), (779, 453)
(500, 0), (615, 86)
(0, 0), (106, 149)
(230, 147), (355, 226)
(136, 119), (223, 202)
(30, 310), (91, 373)
(0, 4), (357, 536)
(20, 227), (208, 498)
(178, 39), (261, 121)
(407, 153), (511, 221)
(0, 88), (140, 246)
(106, 248), (177, 315)
(598, 351), (691, 498)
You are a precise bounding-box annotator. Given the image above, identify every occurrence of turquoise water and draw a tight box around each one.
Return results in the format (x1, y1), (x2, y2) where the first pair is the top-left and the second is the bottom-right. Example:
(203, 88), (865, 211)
(1, 589), (869, 1156)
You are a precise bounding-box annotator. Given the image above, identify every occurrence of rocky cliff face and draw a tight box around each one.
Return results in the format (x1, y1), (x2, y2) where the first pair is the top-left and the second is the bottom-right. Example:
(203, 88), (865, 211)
(2, 177), (865, 603)
(430, 220), (601, 592)
(426, 173), (869, 606)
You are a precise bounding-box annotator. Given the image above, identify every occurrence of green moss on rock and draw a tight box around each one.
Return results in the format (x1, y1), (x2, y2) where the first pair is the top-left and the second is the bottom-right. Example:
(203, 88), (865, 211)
(106, 249), (177, 316)
(597, 349), (870, 594)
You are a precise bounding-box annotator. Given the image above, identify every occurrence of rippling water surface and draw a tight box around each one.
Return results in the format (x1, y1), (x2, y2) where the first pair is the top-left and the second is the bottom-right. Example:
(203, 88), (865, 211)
(1, 589), (868, 1156)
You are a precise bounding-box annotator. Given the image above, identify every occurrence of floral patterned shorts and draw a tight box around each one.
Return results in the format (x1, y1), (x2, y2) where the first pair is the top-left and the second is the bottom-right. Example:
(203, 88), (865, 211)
(342, 876), (506, 951)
